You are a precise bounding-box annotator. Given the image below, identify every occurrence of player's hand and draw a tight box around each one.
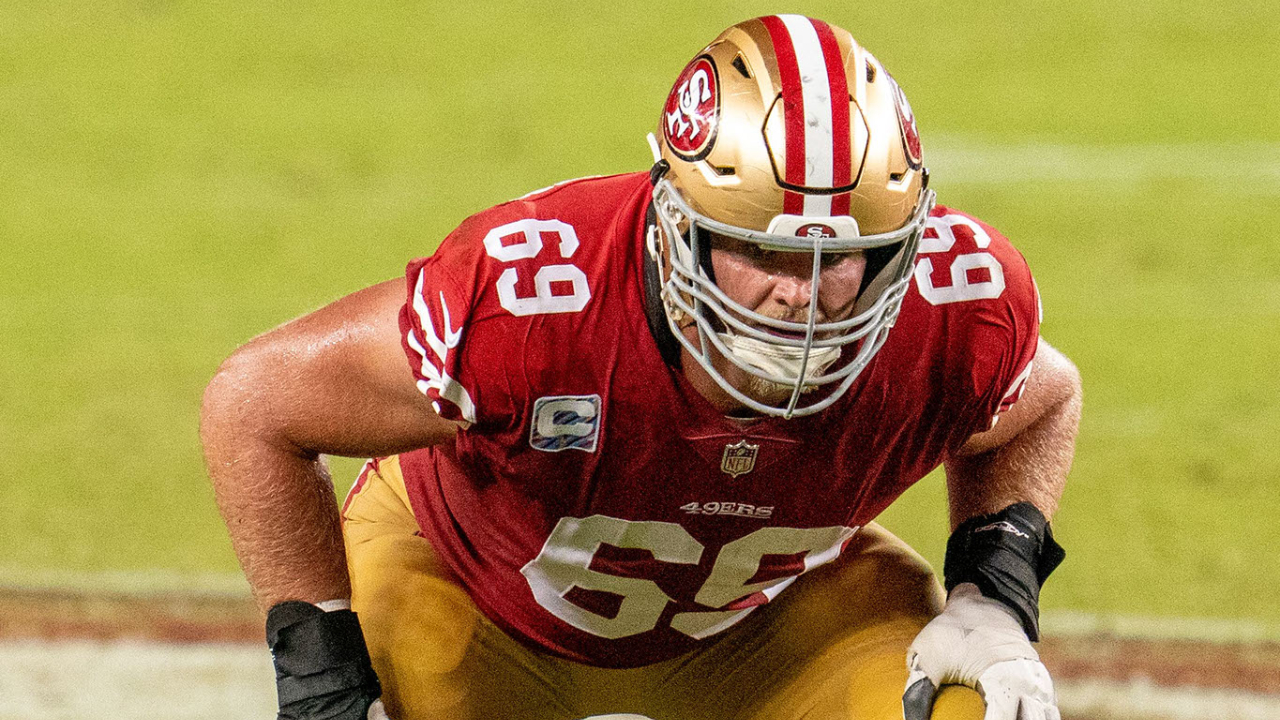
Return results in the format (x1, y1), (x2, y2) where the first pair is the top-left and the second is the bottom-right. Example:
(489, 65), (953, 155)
(902, 583), (1059, 720)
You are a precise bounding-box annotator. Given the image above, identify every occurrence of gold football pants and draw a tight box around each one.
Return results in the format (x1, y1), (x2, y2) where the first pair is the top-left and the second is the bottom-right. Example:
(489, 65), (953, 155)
(342, 456), (982, 720)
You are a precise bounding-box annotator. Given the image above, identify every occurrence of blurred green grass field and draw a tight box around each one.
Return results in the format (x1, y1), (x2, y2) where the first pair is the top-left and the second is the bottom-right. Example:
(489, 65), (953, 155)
(2, 1), (1278, 622)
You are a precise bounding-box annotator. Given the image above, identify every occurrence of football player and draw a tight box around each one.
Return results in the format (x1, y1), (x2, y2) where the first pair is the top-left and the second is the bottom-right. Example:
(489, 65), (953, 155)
(202, 15), (1079, 720)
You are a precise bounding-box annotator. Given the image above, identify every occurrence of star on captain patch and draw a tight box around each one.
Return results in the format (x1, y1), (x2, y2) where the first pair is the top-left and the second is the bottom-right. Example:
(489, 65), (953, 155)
(720, 439), (759, 478)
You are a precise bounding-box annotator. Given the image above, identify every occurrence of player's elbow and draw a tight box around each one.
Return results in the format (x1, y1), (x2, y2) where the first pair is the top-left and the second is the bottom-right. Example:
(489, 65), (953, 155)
(1038, 340), (1083, 429)
(1062, 358), (1083, 424)
(200, 342), (290, 472)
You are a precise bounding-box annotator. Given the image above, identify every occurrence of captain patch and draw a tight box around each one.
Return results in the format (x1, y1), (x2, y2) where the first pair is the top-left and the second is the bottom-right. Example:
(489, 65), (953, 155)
(530, 395), (602, 453)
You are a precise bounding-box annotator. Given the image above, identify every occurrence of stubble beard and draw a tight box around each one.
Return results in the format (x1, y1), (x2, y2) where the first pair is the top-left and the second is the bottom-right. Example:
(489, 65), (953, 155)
(742, 373), (806, 406)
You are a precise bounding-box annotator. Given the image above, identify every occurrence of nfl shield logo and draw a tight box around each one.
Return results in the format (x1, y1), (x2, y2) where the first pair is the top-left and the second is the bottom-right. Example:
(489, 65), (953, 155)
(720, 439), (759, 478)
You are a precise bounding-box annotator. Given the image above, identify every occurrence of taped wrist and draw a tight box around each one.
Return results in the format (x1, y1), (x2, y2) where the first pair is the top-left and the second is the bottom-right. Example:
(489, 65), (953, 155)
(266, 601), (381, 720)
(943, 502), (1065, 641)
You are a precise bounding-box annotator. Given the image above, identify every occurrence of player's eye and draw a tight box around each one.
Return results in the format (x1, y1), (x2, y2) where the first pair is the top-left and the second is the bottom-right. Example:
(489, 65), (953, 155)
(710, 234), (861, 271)
(711, 235), (770, 260)
(820, 252), (852, 268)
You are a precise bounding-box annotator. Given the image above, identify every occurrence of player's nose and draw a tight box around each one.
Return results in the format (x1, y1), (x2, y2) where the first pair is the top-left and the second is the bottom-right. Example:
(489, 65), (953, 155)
(770, 272), (815, 311)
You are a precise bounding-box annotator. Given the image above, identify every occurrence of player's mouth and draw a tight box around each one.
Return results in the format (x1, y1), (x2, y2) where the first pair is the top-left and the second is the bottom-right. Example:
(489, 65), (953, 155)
(755, 314), (832, 339)
(731, 307), (847, 342)
(754, 325), (846, 344)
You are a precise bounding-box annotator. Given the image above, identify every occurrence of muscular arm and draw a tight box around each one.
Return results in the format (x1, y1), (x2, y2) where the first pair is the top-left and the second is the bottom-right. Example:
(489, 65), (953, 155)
(905, 339), (1079, 719)
(199, 279), (457, 612)
(945, 337), (1082, 528)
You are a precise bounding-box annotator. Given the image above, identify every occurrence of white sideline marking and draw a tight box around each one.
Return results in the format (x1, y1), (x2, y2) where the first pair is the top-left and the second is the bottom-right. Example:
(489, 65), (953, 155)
(1059, 679), (1280, 720)
(929, 137), (1280, 191)
(1044, 609), (1280, 645)
(0, 640), (275, 720)
(2, 639), (1278, 720)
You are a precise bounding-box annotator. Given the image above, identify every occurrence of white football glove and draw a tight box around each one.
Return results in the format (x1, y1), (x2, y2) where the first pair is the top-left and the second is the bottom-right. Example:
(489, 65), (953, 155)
(366, 699), (391, 720)
(902, 583), (1059, 720)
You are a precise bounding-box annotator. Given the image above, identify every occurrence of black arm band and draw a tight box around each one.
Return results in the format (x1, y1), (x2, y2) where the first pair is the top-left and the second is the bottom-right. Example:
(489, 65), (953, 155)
(943, 502), (1065, 641)
(266, 601), (381, 720)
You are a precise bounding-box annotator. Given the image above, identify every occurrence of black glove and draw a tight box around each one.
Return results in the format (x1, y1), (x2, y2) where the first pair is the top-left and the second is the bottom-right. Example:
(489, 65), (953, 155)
(266, 601), (384, 720)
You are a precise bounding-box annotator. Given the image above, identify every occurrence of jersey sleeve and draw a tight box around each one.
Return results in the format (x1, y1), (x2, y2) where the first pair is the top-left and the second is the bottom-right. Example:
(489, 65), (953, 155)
(397, 212), (527, 430)
(399, 226), (481, 426)
(916, 207), (1041, 439)
(983, 284), (1039, 432)
(396, 173), (648, 432)
(966, 217), (1041, 433)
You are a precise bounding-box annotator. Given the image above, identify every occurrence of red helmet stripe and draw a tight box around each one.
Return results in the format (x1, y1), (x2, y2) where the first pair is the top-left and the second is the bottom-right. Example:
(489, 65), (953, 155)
(831, 192), (851, 216)
(812, 18), (853, 214)
(783, 189), (805, 215)
(764, 15), (856, 218)
(760, 15), (807, 215)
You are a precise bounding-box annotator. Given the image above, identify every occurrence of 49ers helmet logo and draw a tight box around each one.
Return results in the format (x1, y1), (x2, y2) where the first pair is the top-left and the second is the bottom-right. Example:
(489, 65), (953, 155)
(796, 223), (837, 239)
(889, 76), (923, 170)
(663, 56), (720, 161)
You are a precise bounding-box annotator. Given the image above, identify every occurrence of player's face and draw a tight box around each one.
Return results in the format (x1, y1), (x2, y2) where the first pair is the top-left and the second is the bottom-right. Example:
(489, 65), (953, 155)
(709, 234), (867, 333)
(697, 234), (868, 408)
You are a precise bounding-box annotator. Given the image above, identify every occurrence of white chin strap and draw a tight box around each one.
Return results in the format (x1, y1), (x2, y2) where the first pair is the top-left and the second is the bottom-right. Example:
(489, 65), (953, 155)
(717, 333), (841, 385)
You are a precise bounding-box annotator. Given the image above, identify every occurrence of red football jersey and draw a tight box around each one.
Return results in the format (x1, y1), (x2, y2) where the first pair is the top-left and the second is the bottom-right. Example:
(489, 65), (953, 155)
(395, 172), (1039, 667)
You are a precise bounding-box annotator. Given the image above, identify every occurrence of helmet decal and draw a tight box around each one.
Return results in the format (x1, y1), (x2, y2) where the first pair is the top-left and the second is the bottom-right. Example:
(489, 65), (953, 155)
(662, 56), (720, 161)
(796, 223), (838, 239)
(890, 76), (924, 169)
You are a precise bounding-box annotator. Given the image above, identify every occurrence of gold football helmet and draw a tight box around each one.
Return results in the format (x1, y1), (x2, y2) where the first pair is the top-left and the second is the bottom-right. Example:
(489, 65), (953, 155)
(648, 14), (935, 417)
